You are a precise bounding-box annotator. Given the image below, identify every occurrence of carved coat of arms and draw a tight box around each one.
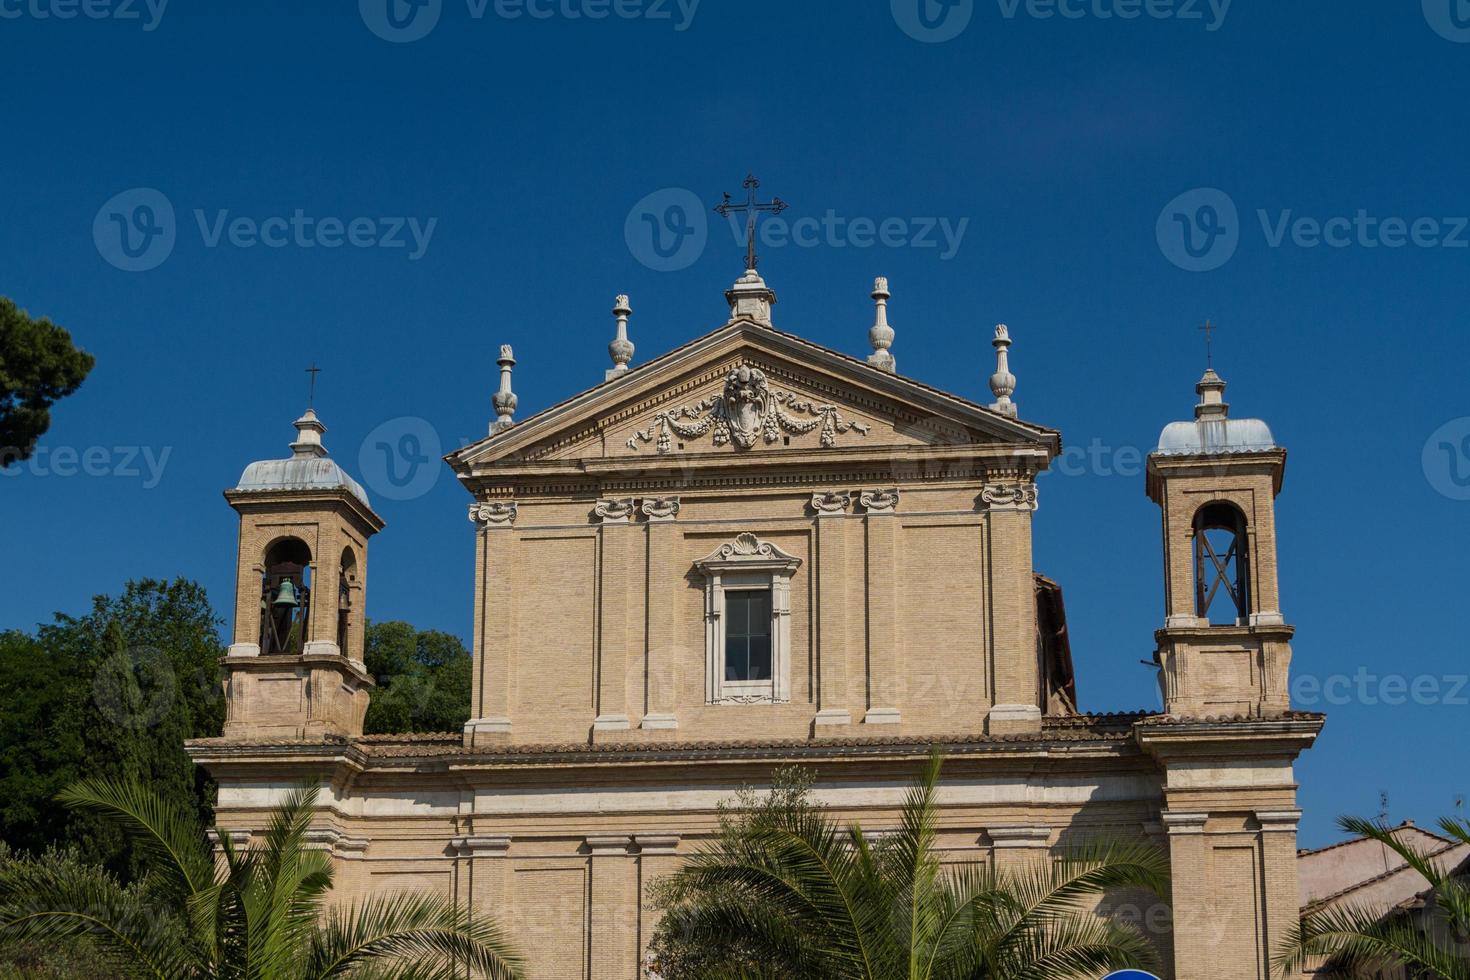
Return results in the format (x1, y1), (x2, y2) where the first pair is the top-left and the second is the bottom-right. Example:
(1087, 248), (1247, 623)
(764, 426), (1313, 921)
(626, 365), (870, 455)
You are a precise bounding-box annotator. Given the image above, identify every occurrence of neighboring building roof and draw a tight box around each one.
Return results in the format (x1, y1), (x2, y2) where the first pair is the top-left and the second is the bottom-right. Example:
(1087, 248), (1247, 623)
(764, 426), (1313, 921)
(233, 409), (371, 507)
(1299, 820), (1470, 912)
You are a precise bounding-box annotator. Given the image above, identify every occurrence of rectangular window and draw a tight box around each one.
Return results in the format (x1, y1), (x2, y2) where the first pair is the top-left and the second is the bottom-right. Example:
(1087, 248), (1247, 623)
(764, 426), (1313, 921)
(724, 589), (772, 682)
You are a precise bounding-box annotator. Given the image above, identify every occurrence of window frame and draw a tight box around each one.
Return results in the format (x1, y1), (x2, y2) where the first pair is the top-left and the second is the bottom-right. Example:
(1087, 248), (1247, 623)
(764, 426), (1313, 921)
(695, 533), (800, 705)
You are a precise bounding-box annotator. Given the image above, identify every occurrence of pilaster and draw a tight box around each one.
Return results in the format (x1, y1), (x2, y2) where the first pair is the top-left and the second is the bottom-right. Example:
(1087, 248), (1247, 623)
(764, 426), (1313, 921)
(861, 488), (901, 725)
(812, 491), (853, 728)
(465, 500), (517, 745)
(594, 499), (637, 733)
(982, 483), (1041, 734)
(587, 835), (638, 980)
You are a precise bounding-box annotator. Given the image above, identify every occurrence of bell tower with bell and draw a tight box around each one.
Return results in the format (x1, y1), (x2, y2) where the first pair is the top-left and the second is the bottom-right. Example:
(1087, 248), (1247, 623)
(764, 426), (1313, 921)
(221, 408), (384, 738)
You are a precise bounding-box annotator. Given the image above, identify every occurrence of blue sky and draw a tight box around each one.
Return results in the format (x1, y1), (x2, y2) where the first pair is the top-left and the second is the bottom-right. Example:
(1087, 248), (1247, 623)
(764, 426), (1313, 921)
(3, 1), (1468, 846)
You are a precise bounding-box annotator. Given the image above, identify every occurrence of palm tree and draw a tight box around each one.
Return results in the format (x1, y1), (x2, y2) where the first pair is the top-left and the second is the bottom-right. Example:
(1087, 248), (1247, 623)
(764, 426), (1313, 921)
(1276, 815), (1470, 979)
(646, 752), (1170, 980)
(0, 778), (522, 980)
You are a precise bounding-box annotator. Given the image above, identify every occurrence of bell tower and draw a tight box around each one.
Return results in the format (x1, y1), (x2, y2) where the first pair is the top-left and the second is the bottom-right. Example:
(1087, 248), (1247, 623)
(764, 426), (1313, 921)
(1146, 368), (1292, 718)
(220, 409), (384, 738)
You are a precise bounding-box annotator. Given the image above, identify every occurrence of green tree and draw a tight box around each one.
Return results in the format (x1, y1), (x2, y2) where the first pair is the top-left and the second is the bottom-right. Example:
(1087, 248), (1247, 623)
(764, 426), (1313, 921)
(0, 844), (130, 980)
(0, 579), (224, 879)
(1277, 815), (1470, 979)
(0, 297), (95, 467)
(0, 777), (522, 979)
(648, 753), (1170, 980)
(362, 621), (471, 735)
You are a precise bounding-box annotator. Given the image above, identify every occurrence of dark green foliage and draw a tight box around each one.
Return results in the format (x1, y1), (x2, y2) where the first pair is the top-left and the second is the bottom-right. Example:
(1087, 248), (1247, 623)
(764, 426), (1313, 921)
(362, 621), (471, 735)
(0, 844), (138, 980)
(0, 778), (523, 978)
(648, 752), (1171, 980)
(0, 296), (95, 466)
(0, 579), (224, 881)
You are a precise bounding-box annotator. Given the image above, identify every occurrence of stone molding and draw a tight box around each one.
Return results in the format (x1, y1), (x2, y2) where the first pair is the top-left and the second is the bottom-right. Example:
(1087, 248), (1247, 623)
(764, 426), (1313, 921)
(1255, 809), (1302, 833)
(1160, 812), (1209, 835)
(858, 487), (900, 514)
(810, 490), (852, 516)
(634, 834), (680, 855)
(986, 826), (1051, 849)
(585, 835), (634, 856)
(593, 498), (635, 523)
(468, 500), (517, 529)
(979, 483), (1038, 512)
(452, 835), (511, 858)
(625, 363), (871, 455)
(640, 496), (681, 521)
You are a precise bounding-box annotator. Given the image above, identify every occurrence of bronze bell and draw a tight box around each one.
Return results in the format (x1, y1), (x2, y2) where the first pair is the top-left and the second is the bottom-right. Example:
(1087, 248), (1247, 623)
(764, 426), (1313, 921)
(273, 579), (300, 608)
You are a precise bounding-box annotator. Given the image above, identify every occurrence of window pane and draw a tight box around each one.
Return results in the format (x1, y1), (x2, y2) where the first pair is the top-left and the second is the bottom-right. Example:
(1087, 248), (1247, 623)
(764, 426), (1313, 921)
(747, 591), (771, 636)
(723, 589), (773, 684)
(747, 633), (772, 680)
(725, 636), (748, 681)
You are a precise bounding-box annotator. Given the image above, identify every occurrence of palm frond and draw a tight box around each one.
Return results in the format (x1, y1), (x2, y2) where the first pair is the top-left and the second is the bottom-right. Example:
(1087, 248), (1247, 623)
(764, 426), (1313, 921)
(304, 890), (522, 980)
(56, 777), (215, 906)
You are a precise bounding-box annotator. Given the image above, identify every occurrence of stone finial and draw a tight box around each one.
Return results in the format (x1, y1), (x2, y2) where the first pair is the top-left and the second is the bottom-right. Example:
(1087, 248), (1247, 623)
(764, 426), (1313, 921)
(989, 324), (1017, 418)
(290, 408), (328, 458)
(606, 295), (634, 381)
(491, 345), (518, 434)
(1194, 367), (1229, 420)
(867, 277), (896, 373)
(725, 268), (777, 326)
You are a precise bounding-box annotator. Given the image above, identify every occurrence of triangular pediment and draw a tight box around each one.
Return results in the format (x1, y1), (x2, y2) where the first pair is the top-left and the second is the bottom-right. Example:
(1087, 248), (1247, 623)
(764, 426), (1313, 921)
(448, 320), (1057, 476)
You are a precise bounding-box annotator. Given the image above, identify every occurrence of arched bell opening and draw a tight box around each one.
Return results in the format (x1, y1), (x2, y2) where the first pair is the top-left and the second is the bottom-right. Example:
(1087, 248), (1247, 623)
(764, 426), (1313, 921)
(260, 537), (312, 655)
(1193, 502), (1250, 625)
(337, 546), (358, 655)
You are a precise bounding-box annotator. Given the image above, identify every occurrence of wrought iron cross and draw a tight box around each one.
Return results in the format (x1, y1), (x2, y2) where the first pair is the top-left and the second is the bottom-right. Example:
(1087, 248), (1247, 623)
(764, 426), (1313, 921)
(715, 174), (788, 272)
(305, 363), (321, 407)
(1198, 320), (1217, 368)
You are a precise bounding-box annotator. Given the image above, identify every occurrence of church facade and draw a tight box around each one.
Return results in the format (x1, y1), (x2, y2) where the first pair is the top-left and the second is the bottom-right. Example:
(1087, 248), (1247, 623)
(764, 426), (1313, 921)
(189, 267), (1323, 979)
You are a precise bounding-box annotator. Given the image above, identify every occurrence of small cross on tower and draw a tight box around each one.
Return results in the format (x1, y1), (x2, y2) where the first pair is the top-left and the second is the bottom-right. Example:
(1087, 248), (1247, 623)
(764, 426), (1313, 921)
(715, 174), (788, 272)
(305, 363), (321, 407)
(1197, 320), (1218, 368)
